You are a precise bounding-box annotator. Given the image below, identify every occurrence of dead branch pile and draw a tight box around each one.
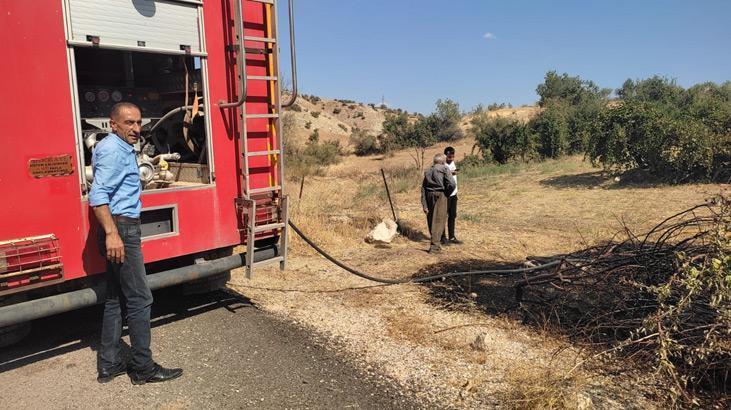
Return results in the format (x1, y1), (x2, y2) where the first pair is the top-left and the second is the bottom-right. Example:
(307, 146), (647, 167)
(517, 196), (730, 403)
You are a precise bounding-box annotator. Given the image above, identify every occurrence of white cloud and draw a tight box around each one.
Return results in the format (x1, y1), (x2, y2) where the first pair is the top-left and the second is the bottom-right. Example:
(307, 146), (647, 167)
(483, 32), (496, 40)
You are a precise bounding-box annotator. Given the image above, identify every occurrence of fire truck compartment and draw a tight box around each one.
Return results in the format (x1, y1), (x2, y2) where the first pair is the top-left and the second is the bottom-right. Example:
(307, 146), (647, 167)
(65, 0), (203, 55)
(73, 47), (211, 191)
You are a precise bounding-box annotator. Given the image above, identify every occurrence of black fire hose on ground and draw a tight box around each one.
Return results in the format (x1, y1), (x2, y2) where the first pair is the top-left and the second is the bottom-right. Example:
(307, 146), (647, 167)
(287, 221), (563, 285)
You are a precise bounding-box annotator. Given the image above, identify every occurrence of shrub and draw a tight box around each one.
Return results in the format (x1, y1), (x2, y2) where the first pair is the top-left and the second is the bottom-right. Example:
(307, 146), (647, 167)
(433, 99), (465, 141)
(332, 108), (341, 114)
(310, 111), (320, 118)
(308, 129), (319, 143)
(567, 100), (602, 154)
(471, 115), (533, 164)
(287, 103), (302, 112)
(617, 76), (684, 106)
(281, 112), (296, 136)
(487, 102), (508, 111)
(529, 102), (570, 159)
(381, 112), (437, 168)
(303, 138), (342, 166)
(536, 71), (610, 107)
(350, 128), (380, 156)
(285, 136), (342, 178)
(301, 94), (321, 104)
(304, 121), (312, 129)
(338, 123), (348, 132)
(456, 154), (486, 169)
(588, 100), (726, 182)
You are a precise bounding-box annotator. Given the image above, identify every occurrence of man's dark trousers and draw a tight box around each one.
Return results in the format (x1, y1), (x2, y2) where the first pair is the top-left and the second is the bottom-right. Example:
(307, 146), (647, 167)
(441, 195), (458, 241)
(425, 191), (448, 249)
(98, 219), (155, 376)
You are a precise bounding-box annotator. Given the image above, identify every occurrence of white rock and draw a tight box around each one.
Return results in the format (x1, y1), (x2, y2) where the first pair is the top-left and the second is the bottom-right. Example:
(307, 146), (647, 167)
(365, 219), (398, 244)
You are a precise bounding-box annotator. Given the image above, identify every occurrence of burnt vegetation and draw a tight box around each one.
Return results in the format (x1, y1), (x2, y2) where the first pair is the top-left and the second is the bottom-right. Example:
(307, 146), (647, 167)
(423, 197), (730, 406)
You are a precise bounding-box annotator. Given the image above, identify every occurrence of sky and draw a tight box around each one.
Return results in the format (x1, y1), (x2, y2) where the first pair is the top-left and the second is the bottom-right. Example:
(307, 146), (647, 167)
(277, 0), (731, 114)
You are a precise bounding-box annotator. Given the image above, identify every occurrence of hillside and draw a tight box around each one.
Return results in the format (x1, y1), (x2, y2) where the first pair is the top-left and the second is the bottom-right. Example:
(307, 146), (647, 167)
(460, 105), (541, 129)
(282, 95), (541, 152)
(282, 95), (395, 150)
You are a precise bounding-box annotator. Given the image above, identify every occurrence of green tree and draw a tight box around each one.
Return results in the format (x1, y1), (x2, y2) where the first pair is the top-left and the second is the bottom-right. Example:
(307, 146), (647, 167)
(432, 99), (465, 141)
(588, 100), (727, 182)
(471, 115), (531, 164)
(536, 71), (610, 107)
(682, 81), (731, 135)
(382, 112), (410, 143)
(617, 76), (684, 106)
(530, 102), (570, 159)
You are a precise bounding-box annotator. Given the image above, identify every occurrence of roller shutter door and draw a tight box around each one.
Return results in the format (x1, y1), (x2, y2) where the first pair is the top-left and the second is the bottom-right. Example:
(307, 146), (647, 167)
(66, 0), (203, 54)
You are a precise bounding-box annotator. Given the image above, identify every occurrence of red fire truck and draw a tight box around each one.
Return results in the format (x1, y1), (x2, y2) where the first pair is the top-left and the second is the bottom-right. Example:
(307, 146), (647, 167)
(0, 0), (296, 346)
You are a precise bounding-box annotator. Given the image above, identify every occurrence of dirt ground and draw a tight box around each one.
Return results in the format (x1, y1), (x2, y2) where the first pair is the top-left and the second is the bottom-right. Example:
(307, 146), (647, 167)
(229, 151), (725, 408)
(2, 148), (723, 408)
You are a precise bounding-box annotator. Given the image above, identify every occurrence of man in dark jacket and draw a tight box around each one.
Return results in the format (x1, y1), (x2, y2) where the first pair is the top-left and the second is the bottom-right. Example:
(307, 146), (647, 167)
(421, 153), (456, 253)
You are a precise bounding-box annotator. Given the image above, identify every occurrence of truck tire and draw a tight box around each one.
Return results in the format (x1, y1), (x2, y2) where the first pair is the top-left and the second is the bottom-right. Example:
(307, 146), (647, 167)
(0, 295), (32, 348)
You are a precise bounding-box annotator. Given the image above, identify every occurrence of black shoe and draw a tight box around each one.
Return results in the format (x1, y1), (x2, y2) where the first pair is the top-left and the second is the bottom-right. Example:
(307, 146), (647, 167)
(428, 246), (442, 254)
(97, 362), (127, 384)
(130, 363), (183, 385)
(440, 237), (451, 246)
(449, 238), (463, 245)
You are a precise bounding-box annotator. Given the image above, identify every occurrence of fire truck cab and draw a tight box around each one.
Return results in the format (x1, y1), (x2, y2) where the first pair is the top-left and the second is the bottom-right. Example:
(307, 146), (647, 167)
(0, 0), (295, 345)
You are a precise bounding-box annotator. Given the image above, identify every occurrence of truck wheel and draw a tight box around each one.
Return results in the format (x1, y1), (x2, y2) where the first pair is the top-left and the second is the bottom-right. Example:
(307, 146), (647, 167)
(0, 295), (32, 348)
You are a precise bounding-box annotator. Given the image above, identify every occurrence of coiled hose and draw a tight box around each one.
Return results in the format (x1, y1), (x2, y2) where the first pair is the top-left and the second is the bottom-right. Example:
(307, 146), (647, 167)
(288, 221), (563, 285)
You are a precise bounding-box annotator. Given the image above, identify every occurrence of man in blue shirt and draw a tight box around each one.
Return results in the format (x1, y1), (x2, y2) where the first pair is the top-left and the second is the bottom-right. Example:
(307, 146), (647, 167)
(90, 102), (183, 385)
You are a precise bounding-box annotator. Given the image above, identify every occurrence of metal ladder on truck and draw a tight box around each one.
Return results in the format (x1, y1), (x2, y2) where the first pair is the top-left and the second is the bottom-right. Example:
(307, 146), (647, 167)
(219, 0), (298, 278)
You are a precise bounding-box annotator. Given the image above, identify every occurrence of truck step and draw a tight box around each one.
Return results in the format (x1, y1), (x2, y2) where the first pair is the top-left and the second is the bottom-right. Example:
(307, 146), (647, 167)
(247, 75), (278, 81)
(253, 222), (286, 233)
(244, 36), (276, 44)
(246, 113), (279, 119)
(248, 185), (282, 195)
(251, 256), (284, 268)
(247, 150), (280, 157)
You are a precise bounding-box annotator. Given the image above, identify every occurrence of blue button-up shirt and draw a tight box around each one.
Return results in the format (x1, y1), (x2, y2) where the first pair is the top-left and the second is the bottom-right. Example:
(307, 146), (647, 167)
(88, 133), (142, 218)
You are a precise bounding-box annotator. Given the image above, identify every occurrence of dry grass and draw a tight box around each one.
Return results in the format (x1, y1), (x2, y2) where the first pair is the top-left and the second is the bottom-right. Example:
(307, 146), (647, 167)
(230, 144), (723, 408)
(385, 311), (432, 343)
(498, 364), (591, 410)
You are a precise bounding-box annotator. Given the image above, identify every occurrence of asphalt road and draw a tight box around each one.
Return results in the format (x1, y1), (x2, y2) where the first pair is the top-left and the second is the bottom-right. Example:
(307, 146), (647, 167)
(0, 289), (417, 409)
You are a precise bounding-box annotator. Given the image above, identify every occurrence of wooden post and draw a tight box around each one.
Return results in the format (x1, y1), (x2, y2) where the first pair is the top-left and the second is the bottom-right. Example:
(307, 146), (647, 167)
(380, 168), (399, 223)
(298, 174), (305, 200)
